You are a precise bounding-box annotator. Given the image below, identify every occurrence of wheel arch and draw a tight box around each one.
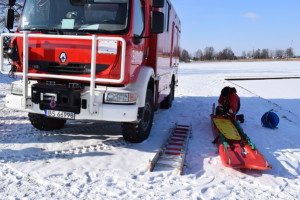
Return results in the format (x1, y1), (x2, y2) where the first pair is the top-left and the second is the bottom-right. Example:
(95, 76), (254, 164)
(127, 66), (155, 107)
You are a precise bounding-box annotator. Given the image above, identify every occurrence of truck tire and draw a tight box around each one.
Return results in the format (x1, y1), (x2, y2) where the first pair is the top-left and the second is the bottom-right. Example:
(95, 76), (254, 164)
(28, 113), (66, 131)
(160, 80), (174, 109)
(122, 89), (154, 143)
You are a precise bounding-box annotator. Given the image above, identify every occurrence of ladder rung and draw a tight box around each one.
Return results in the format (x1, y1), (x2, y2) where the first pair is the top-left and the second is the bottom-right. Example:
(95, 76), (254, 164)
(172, 135), (186, 138)
(168, 142), (184, 146)
(166, 144), (184, 149)
(172, 137), (187, 140)
(170, 138), (185, 142)
(172, 134), (186, 138)
(176, 127), (189, 131)
(177, 124), (189, 127)
(165, 147), (182, 151)
(174, 129), (188, 134)
(174, 131), (188, 135)
(175, 131), (188, 134)
(165, 151), (181, 156)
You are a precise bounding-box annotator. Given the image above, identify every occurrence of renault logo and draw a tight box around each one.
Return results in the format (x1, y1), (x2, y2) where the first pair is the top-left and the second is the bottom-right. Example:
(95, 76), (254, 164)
(59, 52), (67, 63)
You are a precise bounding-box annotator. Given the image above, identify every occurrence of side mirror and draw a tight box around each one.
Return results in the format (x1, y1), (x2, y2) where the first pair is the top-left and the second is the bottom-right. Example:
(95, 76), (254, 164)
(133, 35), (142, 45)
(5, 8), (15, 30)
(151, 11), (164, 34)
(151, 0), (165, 8)
(8, 0), (16, 7)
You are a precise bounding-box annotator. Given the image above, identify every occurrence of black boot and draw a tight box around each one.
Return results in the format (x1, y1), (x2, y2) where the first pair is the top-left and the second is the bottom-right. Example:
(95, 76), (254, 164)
(236, 114), (244, 123)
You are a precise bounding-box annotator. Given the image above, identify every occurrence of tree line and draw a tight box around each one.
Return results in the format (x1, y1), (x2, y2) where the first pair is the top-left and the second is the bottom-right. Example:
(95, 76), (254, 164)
(180, 47), (295, 62)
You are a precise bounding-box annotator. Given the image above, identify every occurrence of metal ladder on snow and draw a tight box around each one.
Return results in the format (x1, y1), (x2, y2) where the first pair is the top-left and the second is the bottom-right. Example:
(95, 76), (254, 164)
(149, 123), (192, 175)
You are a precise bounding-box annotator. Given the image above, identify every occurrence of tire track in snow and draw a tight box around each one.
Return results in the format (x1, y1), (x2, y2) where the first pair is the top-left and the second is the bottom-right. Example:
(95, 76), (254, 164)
(0, 138), (127, 163)
(0, 122), (118, 142)
(0, 122), (128, 163)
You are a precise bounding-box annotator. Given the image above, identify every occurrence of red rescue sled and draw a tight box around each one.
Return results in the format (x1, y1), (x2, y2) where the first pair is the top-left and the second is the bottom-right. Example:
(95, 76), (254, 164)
(211, 106), (272, 170)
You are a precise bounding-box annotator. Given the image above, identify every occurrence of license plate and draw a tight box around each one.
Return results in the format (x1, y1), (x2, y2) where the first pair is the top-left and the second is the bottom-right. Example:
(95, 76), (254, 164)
(45, 110), (75, 120)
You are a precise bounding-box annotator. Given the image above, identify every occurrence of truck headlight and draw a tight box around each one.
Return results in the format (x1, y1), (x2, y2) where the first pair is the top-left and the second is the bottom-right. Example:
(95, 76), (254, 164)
(11, 82), (23, 95)
(105, 92), (136, 104)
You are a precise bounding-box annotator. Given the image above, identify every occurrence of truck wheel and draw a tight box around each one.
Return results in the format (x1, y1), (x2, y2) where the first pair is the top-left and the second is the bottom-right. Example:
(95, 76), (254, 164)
(28, 113), (66, 131)
(160, 81), (174, 109)
(122, 89), (154, 143)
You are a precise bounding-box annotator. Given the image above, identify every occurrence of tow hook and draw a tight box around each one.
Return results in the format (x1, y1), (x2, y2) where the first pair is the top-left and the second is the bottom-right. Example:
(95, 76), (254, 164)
(50, 97), (56, 108)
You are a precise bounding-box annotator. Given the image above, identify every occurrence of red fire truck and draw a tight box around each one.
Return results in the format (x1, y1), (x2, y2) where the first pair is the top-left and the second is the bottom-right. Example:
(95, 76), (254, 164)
(1, 0), (181, 143)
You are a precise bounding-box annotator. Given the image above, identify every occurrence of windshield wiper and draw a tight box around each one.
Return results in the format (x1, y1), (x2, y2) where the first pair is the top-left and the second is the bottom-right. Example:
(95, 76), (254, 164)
(20, 28), (118, 35)
(20, 28), (91, 35)
(20, 28), (62, 34)
(80, 29), (112, 34)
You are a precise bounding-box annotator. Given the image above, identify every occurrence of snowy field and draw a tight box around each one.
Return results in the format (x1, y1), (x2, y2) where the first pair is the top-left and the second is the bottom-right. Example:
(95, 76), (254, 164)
(0, 61), (300, 199)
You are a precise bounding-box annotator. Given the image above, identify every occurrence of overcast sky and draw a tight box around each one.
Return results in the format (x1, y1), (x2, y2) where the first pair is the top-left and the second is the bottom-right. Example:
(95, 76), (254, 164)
(171, 0), (300, 56)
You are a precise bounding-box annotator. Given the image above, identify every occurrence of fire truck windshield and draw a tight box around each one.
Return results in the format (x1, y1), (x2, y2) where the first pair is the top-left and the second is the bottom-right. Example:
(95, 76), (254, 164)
(20, 0), (129, 35)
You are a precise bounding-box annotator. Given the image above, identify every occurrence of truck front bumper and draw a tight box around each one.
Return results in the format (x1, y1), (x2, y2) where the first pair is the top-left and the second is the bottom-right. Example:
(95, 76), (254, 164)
(5, 91), (138, 122)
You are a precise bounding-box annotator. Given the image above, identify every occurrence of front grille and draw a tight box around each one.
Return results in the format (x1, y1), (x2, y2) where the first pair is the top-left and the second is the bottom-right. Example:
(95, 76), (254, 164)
(29, 61), (110, 75)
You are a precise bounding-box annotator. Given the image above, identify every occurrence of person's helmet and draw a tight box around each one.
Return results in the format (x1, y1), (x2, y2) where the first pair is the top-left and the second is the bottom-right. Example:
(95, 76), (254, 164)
(221, 86), (236, 97)
(261, 111), (279, 129)
(221, 87), (230, 97)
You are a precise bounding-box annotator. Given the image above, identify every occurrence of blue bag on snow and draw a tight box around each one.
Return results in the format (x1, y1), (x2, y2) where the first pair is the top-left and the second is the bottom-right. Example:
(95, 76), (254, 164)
(261, 110), (279, 129)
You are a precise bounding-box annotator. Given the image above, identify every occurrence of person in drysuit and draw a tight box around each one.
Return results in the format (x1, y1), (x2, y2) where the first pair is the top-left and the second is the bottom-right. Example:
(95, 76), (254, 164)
(217, 86), (240, 116)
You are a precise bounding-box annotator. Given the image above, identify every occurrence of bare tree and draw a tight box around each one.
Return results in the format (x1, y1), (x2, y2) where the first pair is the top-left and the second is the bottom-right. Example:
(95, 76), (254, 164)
(275, 49), (284, 59)
(253, 49), (261, 59)
(286, 47), (294, 58)
(217, 47), (236, 60)
(194, 49), (203, 61)
(261, 49), (270, 59)
(180, 49), (190, 62)
(203, 46), (215, 60)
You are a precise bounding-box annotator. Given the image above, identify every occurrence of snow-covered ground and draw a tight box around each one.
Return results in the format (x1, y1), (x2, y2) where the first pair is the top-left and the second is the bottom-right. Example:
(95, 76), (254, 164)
(0, 61), (300, 199)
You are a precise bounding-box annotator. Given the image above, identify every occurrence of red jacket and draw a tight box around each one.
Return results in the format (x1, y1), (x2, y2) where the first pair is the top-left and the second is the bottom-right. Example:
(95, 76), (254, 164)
(218, 89), (240, 114)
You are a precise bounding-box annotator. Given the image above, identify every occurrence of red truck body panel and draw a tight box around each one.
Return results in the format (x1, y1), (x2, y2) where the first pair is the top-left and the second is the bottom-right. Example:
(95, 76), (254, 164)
(15, 36), (125, 81)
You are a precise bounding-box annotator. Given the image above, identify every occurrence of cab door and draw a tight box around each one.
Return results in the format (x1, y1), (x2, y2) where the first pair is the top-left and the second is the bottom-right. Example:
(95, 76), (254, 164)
(130, 0), (148, 79)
